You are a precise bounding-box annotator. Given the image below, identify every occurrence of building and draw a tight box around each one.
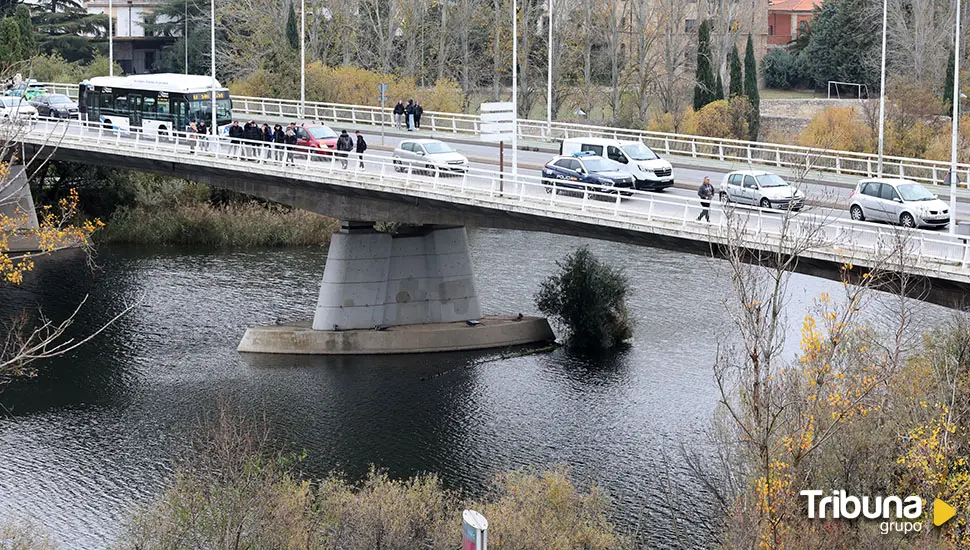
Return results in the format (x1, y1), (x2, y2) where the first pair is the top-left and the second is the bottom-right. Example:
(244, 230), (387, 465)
(767, 0), (820, 47)
(85, 0), (174, 74)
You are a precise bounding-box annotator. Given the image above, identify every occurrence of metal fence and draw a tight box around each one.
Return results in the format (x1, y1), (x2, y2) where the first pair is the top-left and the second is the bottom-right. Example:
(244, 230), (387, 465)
(12, 115), (970, 278)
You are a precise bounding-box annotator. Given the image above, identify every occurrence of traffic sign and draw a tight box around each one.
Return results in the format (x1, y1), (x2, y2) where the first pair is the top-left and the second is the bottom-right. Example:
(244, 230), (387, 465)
(378, 83), (389, 93)
(480, 101), (515, 143)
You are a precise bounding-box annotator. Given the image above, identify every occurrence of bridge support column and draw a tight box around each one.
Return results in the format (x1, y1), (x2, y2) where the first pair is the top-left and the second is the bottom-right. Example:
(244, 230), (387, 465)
(238, 222), (554, 355)
(0, 164), (41, 252)
(312, 222), (482, 330)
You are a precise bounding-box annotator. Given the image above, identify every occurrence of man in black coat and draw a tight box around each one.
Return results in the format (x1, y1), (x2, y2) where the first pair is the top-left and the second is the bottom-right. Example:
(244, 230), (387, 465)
(393, 101), (405, 129)
(405, 99), (415, 131)
(355, 130), (367, 169)
(227, 120), (244, 159)
(414, 102), (423, 129)
(336, 129), (354, 169)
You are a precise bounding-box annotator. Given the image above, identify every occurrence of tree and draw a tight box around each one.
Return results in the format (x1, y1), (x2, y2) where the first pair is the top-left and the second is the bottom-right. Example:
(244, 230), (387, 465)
(534, 246), (633, 351)
(693, 19), (716, 111)
(743, 34), (760, 140)
(729, 44), (742, 97)
(0, 16), (23, 67)
(943, 48), (954, 115)
(802, 0), (879, 90)
(13, 4), (32, 57)
(285, 1), (298, 50)
(32, 0), (107, 63)
(761, 48), (801, 89)
(714, 70), (724, 101)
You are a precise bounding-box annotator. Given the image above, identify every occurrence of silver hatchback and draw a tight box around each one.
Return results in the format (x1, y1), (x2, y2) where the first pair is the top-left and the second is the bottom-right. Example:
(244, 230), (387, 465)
(848, 178), (949, 228)
(392, 138), (469, 176)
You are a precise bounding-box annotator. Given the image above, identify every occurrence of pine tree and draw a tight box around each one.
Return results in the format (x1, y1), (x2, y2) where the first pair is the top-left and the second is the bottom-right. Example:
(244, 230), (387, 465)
(33, 0), (107, 62)
(285, 2), (298, 50)
(943, 49), (955, 115)
(693, 20), (716, 111)
(729, 44), (743, 98)
(0, 16), (23, 66)
(714, 70), (724, 101)
(14, 4), (33, 58)
(743, 34), (760, 140)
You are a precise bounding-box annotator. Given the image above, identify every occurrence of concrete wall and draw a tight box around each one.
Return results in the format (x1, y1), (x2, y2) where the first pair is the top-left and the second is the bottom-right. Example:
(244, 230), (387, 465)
(0, 165), (38, 229)
(313, 225), (482, 330)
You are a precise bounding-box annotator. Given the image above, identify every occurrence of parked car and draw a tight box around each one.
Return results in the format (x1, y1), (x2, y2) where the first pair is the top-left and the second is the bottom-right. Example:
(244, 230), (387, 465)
(29, 93), (78, 118)
(541, 151), (635, 195)
(560, 137), (674, 191)
(848, 178), (949, 228)
(718, 170), (805, 210)
(0, 96), (38, 120)
(297, 123), (338, 156)
(392, 139), (468, 175)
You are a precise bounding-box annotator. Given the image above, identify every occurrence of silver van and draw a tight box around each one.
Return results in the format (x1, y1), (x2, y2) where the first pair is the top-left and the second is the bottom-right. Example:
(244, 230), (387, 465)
(559, 137), (674, 191)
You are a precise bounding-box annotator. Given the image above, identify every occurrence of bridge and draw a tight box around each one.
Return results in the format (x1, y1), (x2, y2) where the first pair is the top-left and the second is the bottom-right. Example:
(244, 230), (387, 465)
(6, 112), (970, 350)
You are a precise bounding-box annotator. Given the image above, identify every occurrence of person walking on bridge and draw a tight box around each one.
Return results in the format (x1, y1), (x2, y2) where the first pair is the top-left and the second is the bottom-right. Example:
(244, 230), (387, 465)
(355, 130), (367, 169)
(336, 129), (354, 169)
(696, 176), (714, 222)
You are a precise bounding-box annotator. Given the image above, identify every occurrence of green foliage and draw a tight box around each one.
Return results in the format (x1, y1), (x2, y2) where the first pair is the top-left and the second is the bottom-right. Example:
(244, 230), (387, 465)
(729, 44), (743, 98)
(693, 19), (717, 111)
(761, 48), (804, 90)
(714, 70), (724, 101)
(142, 0), (210, 73)
(535, 246), (633, 350)
(32, 0), (107, 63)
(802, 0), (879, 91)
(0, 16), (23, 66)
(691, 97), (753, 140)
(13, 5), (33, 57)
(285, 2), (298, 50)
(24, 53), (120, 82)
(943, 49), (955, 115)
(743, 34), (760, 140)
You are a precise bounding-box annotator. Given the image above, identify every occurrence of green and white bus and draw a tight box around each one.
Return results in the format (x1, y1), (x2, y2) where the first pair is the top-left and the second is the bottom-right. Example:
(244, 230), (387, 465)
(78, 73), (233, 136)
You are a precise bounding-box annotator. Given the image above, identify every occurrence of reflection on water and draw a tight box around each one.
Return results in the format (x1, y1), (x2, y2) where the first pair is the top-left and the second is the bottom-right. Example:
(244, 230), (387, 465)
(0, 229), (946, 549)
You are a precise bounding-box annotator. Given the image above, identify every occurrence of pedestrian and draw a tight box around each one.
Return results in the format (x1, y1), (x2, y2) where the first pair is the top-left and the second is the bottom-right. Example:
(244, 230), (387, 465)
(393, 100), (405, 130)
(355, 130), (367, 169)
(273, 124), (286, 162)
(697, 176), (714, 222)
(405, 99), (415, 131)
(261, 123), (272, 161)
(284, 122), (299, 165)
(186, 119), (199, 151)
(243, 120), (260, 159)
(228, 120), (244, 159)
(414, 101), (423, 129)
(196, 119), (209, 151)
(336, 129), (354, 169)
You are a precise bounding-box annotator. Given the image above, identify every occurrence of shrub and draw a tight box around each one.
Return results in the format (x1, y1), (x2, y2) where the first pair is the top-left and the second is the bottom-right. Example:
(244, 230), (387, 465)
(797, 106), (872, 152)
(762, 48), (802, 89)
(690, 97), (753, 140)
(535, 246), (633, 350)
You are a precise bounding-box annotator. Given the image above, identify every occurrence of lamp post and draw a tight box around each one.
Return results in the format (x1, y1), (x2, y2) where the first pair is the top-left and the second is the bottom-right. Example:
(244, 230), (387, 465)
(108, 0), (113, 76)
(210, 0), (216, 141)
(876, 0), (887, 177)
(185, 0), (189, 73)
(127, 0), (132, 39)
(950, 0), (962, 233)
(300, 0), (305, 118)
(511, 0), (518, 182)
(546, 0), (551, 137)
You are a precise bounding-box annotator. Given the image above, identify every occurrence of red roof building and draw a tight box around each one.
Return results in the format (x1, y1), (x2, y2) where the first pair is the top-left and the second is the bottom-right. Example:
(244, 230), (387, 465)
(768, 0), (821, 46)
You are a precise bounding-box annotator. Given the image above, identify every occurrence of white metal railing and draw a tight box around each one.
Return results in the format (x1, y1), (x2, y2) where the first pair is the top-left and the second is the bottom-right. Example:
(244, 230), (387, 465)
(12, 115), (970, 279)
(45, 81), (970, 188)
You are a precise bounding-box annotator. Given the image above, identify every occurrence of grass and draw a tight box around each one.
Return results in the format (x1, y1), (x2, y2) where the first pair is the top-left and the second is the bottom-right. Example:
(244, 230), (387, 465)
(761, 88), (825, 100)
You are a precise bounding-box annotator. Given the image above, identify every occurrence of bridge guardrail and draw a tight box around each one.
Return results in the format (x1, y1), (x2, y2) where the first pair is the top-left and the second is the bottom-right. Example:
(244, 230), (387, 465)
(12, 115), (970, 276)
(43, 81), (970, 188)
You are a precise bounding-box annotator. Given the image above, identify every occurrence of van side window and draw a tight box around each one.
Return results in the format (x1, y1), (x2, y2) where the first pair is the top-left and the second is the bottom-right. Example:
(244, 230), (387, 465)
(607, 146), (626, 163)
(581, 144), (603, 156)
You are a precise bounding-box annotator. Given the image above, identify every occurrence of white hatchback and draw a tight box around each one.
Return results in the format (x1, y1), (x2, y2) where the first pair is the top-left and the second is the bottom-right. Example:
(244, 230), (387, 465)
(392, 139), (468, 176)
(0, 96), (38, 121)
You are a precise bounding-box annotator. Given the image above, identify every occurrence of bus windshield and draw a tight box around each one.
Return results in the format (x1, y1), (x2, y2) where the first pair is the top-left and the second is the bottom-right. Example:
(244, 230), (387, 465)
(189, 98), (232, 124)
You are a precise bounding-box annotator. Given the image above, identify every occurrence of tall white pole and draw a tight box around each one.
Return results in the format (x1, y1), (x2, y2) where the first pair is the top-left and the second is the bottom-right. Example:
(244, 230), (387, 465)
(950, 0), (962, 233)
(300, 0), (306, 117)
(512, 0), (518, 181)
(876, 0), (887, 177)
(210, 0), (216, 138)
(546, 0), (551, 137)
(185, 0), (189, 73)
(108, 0), (113, 76)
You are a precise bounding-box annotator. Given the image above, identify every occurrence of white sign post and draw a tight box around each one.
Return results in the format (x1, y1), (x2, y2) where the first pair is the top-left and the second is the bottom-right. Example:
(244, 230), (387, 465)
(462, 510), (488, 550)
(378, 83), (389, 146)
(480, 102), (516, 195)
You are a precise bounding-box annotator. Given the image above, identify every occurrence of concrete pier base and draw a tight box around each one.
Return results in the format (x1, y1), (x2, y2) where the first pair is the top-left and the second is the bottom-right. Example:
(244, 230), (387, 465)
(238, 315), (555, 355)
(1, 164), (42, 252)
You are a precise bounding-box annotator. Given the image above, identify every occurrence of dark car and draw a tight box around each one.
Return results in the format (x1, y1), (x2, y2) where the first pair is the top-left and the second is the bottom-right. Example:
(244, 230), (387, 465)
(540, 152), (635, 196)
(29, 93), (79, 118)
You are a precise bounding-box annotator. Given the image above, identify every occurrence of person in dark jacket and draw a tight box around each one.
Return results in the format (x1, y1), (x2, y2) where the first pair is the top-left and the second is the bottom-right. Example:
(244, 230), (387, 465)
(696, 176), (714, 222)
(243, 120), (261, 159)
(336, 130), (354, 169)
(272, 124), (286, 162)
(393, 101), (405, 129)
(196, 119), (209, 151)
(414, 101), (423, 129)
(261, 123), (272, 161)
(405, 99), (415, 131)
(355, 130), (367, 169)
(283, 123), (299, 165)
(227, 120), (244, 159)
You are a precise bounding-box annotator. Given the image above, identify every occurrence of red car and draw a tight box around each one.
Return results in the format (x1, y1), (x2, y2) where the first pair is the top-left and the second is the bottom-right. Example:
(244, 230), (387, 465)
(296, 123), (338, 156)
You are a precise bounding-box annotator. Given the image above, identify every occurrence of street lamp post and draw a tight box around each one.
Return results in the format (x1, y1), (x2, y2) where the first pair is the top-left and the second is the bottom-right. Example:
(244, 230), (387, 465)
(546, 0), (551, 137)
(185, 0), (189, 73)
(300, 0), (305, 118)
(511, 0), (518, 182)
(210, 0), (216, 143)
(950, 0), (962, 233)
(876, 0), (887, 177)
(108, 0), (113, 76)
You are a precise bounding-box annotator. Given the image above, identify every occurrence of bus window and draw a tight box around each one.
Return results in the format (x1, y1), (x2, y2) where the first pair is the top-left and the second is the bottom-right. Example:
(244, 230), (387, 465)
(143, 97), (156, 114)
(115, 95), (128, 113)
(100, 92), (112, 110)
(173, 100), (188, 129)
(157, 97), (170, 119)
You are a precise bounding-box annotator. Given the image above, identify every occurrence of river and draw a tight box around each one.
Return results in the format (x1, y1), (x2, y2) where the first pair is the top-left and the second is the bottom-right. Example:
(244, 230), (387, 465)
(0, 228), (947, 548)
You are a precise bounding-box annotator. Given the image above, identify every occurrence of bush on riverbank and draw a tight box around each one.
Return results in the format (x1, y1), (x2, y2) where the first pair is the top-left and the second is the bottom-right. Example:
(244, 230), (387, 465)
(535, 246), (633, 351)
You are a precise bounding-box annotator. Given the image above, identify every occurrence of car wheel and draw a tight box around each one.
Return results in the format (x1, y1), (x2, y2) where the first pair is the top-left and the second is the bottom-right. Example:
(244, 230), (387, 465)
(900, 212), (916, 228)
(850, 205), (865, 221)
(760, 198), (771, 209)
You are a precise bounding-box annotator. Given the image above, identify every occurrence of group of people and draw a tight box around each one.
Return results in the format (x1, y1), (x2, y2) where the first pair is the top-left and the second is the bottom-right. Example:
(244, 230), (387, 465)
(187, 119), (368, 168)
(393, 99), (424, 131)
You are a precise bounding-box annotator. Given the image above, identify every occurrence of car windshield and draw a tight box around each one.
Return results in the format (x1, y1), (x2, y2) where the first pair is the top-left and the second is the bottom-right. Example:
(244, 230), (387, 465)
(46, 94), (72, 104)
(755, 174), (789, 187)
(620, 142), (658, 160)
(583, 158), (617, 172)
(422, 142), (455, 154)
(308, 126), (337, 139)
(897, 183), (936, 201)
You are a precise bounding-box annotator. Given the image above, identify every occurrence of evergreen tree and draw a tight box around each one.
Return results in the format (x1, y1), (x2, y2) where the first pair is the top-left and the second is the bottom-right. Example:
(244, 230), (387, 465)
(0, 0), (18, 18)
(0, 16), (23, 66)
(285, 2), (298, 50)
(693, 20), (716, 111)
(14, 4), (33, 57)
(33, 0), (107, 62)
(943, 49), (955, 115)
(729, 44), (743, 98)
(802, 0), (879, 90)
(714, 70), (724, 101)
(743, 34), (760, 140)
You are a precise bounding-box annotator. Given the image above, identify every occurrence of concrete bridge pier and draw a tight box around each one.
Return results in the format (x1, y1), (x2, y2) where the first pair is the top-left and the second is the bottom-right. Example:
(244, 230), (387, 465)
(0, 164), (41, 252)
(238, 222), (555, 355)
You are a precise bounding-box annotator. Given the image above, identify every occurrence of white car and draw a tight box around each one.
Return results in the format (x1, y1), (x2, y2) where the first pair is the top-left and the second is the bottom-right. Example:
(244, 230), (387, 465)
(719, 170), (805, 210)
(560, 137), (674, 191)
(848, 178), (949, 228)
(392, 139), (468, 175)
(0, 96), (38, 121)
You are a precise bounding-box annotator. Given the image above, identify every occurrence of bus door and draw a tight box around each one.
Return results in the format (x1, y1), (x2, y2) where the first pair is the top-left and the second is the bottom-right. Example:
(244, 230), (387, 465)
(130, 93), (143, 127)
